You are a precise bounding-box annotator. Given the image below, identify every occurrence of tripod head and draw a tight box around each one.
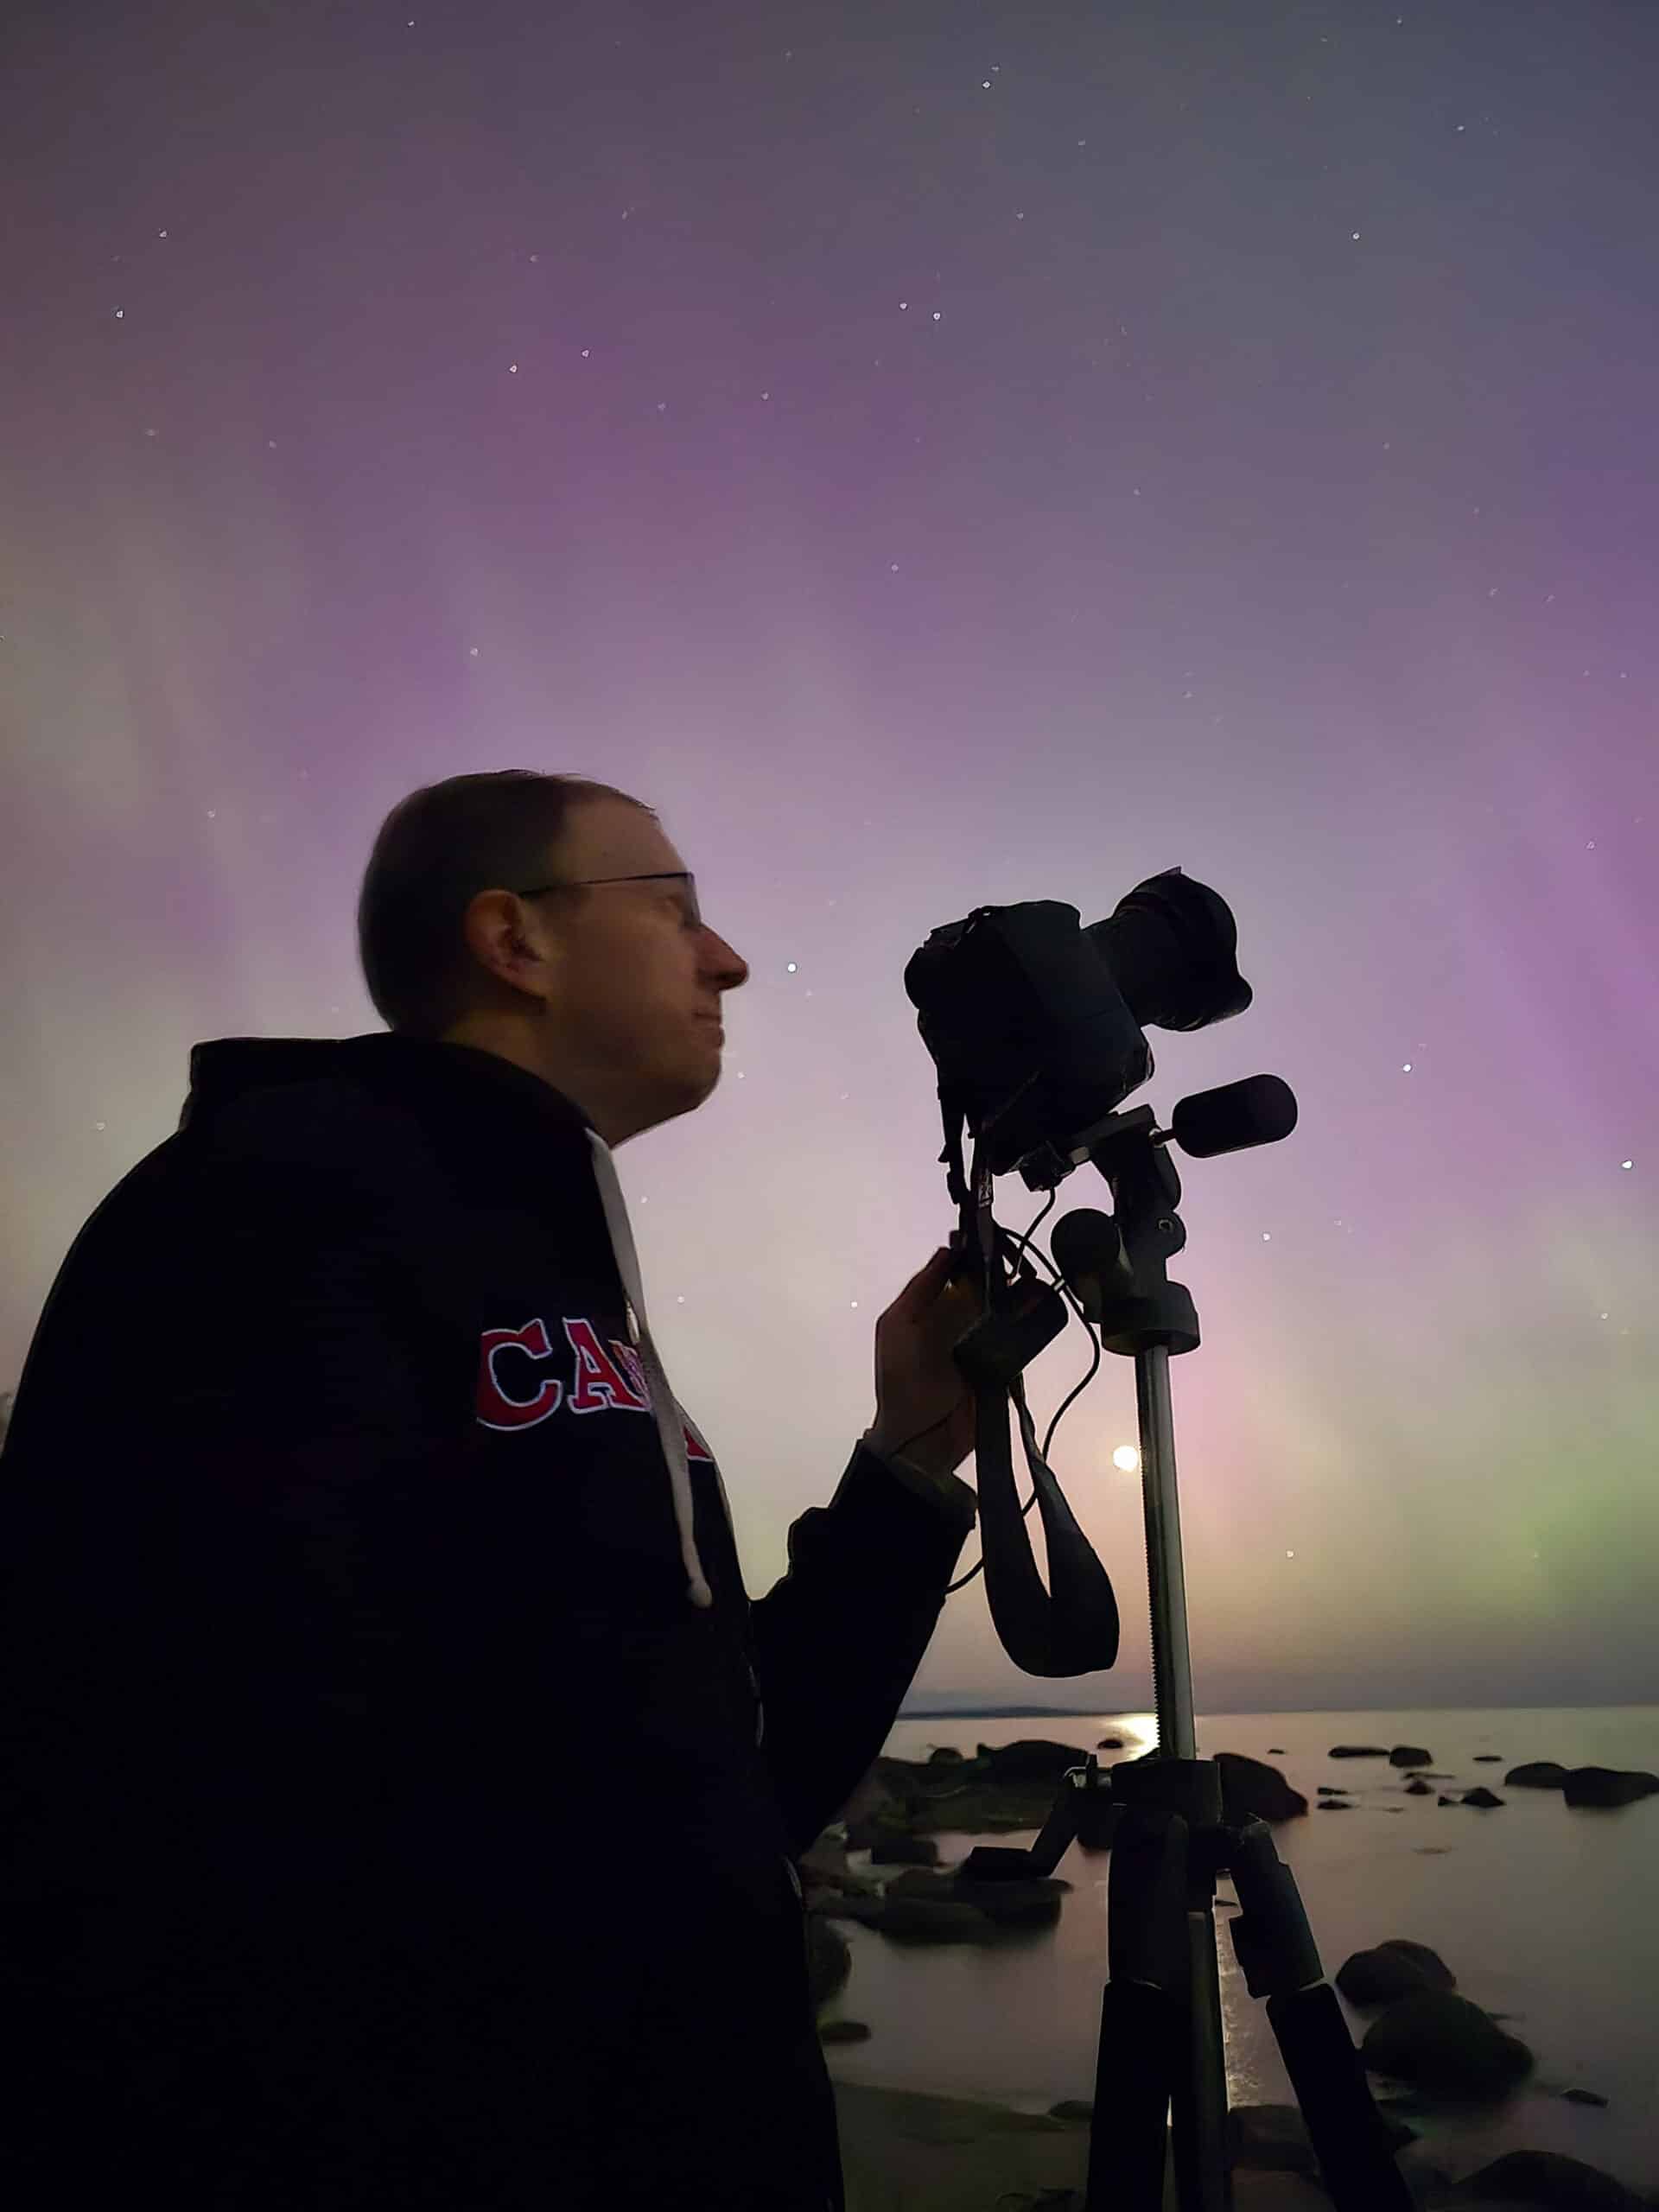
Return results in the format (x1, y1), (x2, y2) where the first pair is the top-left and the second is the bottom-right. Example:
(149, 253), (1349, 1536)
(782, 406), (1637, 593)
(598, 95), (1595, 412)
(902, 872), (1292, 1659)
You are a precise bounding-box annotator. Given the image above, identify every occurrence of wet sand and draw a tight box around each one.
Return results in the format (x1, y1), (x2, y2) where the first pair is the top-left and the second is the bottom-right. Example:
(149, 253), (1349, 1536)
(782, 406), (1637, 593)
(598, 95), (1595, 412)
(831, 2081), (1336, 2212)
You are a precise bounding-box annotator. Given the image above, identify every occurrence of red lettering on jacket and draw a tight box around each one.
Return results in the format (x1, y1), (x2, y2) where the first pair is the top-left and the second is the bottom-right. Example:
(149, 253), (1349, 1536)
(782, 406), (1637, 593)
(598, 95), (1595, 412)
(563, 1318), (652, 1415)
(474, 1318), (714, 1460)
(476, 1318), (564, 1430)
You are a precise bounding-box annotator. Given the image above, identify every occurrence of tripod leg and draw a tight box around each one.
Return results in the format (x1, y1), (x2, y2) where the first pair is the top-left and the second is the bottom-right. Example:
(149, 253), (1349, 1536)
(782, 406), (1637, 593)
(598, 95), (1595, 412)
(1090, 1978), (1176, 2212)
(1228, 1826), (1414, 2212)
(1089, 1806), (1215, 2212)
(1169, 1904), (1230, 2212)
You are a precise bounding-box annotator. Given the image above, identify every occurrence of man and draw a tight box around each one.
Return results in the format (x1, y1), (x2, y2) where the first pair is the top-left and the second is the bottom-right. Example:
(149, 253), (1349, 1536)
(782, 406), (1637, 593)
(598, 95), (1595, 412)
(0, 770), (981, 2209)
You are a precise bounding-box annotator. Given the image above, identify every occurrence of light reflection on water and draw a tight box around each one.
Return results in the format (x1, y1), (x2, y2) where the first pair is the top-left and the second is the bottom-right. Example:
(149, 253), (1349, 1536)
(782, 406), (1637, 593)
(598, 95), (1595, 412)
(817, 1707), (1659, 2198)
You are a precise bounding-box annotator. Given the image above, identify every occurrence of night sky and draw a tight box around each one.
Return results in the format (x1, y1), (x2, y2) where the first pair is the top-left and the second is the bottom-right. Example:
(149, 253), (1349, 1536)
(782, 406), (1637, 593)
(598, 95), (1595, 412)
(4, 0), (1655, 1713)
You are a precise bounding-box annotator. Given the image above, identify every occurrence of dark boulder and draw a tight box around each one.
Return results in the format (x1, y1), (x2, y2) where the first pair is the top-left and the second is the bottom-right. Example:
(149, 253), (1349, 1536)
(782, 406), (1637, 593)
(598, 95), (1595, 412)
(849, 1750), (1070, 1840)
(809, 1891), (887, 1928)
(885, 1866), (1067, 1929)
(1505, 1762), (1570, 1790)
(926, 1745), (965, 1764)
(1330, 1744), (1390, 1758)
(1216, 1751), (1308, 1824)
(1462, 1788), (1504, 1808)
(869, 1834), (942, 1866)
(817, 1864), (1067, 1942)
(863, 1894), (1000, 1943)
(1362, 1989), (1532, 2098)
(1317, 1799), (1353, 1810)
(799, 1829), (882, 1904)
(805, 1914), (852, 2009)
(1405, 1779), (1433, 1796)
(1389, 1745), (1434, 1767)
(1336, 1940), (1456, 2007)
(1473, 1755), (1503, 1764)
(975, 1737), (1096, 1783)
(1561, 1766), (1659, 1808)
(1446, 2147), (1647, 2209)
(845, 1813), (915, 1851)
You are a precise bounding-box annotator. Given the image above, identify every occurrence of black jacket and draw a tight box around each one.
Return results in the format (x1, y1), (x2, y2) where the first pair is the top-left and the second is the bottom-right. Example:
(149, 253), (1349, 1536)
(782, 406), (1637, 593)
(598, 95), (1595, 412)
(0, 1034), (979, 2210)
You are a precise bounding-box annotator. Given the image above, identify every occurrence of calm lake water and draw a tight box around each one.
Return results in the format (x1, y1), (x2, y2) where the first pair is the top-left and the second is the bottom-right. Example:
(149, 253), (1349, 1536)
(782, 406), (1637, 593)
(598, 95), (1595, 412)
(819, 1707), (1659, 2198)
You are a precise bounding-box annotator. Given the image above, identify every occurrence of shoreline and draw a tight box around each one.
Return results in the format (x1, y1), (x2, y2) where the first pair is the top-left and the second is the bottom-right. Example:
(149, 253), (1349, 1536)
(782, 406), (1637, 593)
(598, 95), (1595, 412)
(829, 2075), (1659, 2212)
(830, 2081), (1336, 2211)
(830, 2079), (1097, 2212)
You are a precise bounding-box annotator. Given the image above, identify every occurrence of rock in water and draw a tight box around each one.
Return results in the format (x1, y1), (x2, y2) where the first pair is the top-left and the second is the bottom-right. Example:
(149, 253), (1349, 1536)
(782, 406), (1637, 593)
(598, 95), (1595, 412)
(1389, 1745), (1433, 1767)
(1561, 1766), (1659, 1808)
(1336, 1941), (1456, 2006)
(868, 1834), (941, 1866)
(1214, 1751), (1308, 1823)
(806, 1916), (852, 2010)
(914, 1872), (1065, 1929)
(1330, 1744), (1390, 1758)
(869, 1896), (998, 1943)
(1361, 1990), (1532, 2098)
(1453, 2148), (1646, 2209)
(976, 1738), (1096, 1783)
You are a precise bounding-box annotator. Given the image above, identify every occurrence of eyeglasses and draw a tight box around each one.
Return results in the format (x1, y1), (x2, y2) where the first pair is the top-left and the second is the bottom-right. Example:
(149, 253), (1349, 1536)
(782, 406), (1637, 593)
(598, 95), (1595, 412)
(514, 870), (701, 928)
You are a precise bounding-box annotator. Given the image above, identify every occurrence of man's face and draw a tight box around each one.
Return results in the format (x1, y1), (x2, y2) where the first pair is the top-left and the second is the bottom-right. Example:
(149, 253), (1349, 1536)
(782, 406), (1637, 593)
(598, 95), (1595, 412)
(512, 797), (749, 1145)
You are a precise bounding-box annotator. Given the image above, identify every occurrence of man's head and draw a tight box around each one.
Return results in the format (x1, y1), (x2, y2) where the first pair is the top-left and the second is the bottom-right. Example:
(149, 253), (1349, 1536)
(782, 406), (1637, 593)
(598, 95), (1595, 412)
(358, 770), (749, 1146)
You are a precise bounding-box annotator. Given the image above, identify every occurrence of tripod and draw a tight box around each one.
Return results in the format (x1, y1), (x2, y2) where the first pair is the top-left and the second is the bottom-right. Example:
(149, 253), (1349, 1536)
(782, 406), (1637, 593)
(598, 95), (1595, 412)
(946, 1102), (1414, 2212)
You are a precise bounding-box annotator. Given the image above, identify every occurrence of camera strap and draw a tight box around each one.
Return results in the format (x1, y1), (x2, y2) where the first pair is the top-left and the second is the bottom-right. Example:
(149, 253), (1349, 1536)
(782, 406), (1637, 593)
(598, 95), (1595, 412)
(938, 1105), (1122, 1678)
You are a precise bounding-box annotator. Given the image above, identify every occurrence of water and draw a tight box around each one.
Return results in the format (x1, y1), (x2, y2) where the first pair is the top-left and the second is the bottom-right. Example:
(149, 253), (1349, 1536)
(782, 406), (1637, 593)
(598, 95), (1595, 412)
(818, 1707), (1659, 2198)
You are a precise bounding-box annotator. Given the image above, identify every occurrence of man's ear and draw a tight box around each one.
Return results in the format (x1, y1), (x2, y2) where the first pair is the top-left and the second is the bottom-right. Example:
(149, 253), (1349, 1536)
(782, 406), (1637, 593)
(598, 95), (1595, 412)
(462, 890), (531, 988)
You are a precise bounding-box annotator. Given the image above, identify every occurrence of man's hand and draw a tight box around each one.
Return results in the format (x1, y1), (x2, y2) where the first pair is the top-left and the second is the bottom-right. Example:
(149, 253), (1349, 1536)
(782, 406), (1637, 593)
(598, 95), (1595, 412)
(870, 1244), (984, 1477)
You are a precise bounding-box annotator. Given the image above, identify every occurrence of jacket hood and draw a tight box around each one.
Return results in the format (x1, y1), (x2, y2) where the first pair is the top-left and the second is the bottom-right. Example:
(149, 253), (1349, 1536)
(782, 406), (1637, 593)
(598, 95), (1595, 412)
(180, 1032), (597, 1141)
(176, 1031), (715, 1613)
